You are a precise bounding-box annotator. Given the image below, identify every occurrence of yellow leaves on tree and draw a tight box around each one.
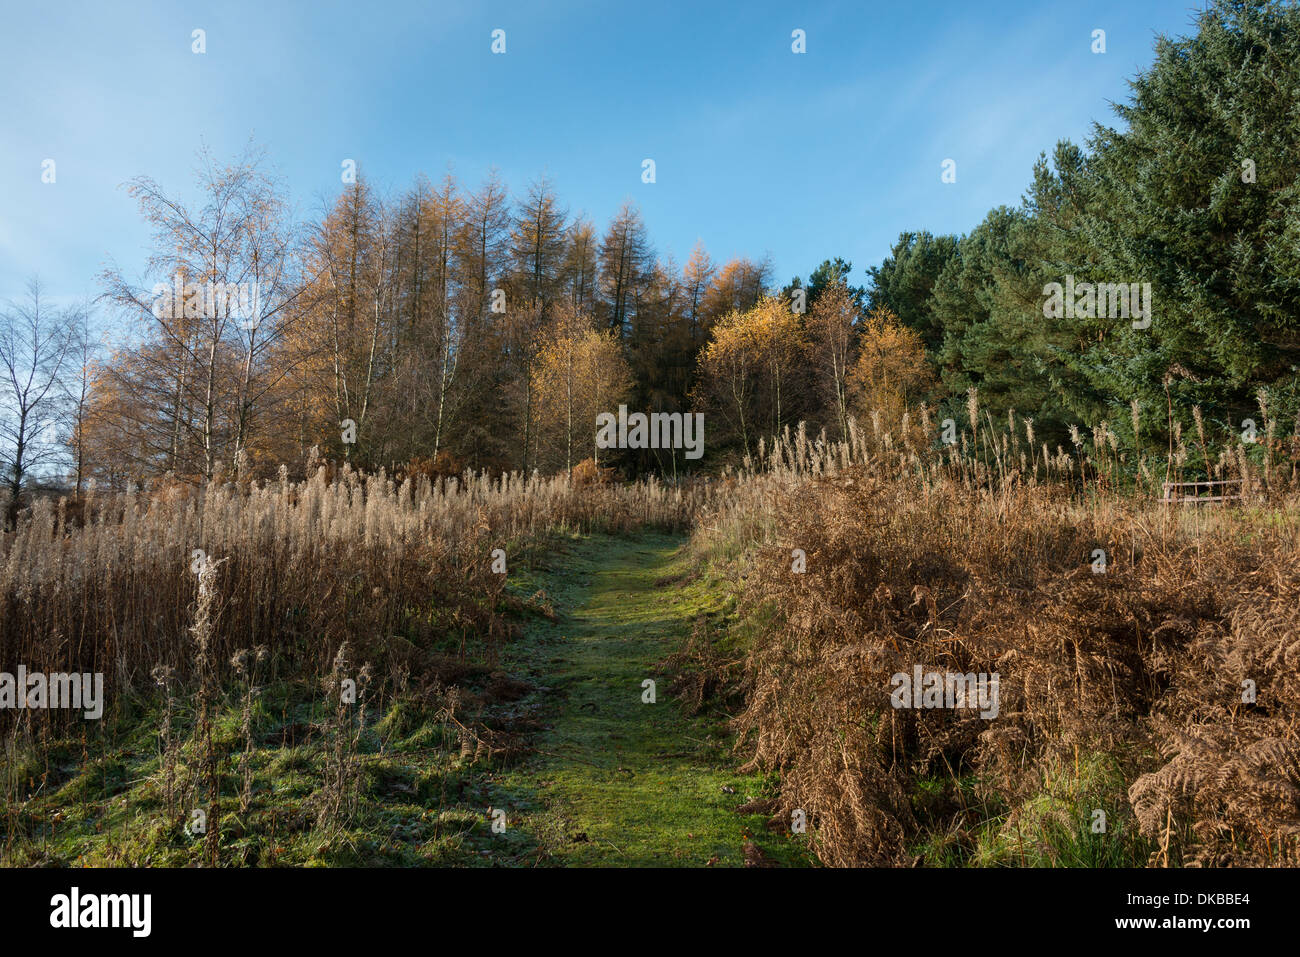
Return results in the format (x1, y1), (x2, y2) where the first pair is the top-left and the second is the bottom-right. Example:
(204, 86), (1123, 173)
(850, 306), (930, 429)
(694, 296), (805, 456)
(529, 305), (632, 472)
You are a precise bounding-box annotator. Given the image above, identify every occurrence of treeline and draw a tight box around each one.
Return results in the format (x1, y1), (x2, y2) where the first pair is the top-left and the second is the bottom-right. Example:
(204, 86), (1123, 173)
(7, 0), (1299, 500)
(70, 155), (776, 489)
(867, 0), (1300, 458)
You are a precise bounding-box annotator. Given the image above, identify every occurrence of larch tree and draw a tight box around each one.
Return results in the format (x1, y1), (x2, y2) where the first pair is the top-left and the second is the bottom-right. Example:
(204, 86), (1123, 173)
(681, 240), (717, 348)
(749, 295), (806, 438)
(597, 201), (651, 338)
(510, 177), (569, 471)
(850, 306), (931, 428)
(297, 174), (391, 463)
(563, 216), (600, 316)
(694, 307), (761, 456)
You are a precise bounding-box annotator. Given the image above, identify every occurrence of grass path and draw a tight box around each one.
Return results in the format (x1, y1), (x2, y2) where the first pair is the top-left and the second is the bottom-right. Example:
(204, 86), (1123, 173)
(492, 531), (811, 867)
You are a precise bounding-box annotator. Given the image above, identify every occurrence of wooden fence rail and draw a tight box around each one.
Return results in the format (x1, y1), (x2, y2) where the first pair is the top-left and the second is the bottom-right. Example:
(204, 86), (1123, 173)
(1160, 478), (1242, 505)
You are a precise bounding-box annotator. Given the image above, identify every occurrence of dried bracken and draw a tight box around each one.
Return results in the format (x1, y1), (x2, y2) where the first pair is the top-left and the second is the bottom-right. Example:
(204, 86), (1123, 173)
(698, 419), (1300, 867)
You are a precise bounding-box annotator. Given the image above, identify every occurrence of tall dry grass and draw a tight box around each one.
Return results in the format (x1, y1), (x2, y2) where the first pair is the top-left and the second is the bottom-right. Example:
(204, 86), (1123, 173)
(691, 404), (1300, 867)
(0, 463), (717, 736)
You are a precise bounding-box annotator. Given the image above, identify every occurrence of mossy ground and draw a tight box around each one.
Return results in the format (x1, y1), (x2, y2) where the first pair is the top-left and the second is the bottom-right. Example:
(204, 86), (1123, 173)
(492, 531), (813, 866)
(0, 672), (518, 866)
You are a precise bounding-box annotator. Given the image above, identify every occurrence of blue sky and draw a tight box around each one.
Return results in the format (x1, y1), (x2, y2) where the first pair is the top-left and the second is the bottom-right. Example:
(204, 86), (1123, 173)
(0, 0), (1206, 313)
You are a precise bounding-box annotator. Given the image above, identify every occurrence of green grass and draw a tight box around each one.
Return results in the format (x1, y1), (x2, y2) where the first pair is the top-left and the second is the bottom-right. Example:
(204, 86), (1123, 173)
(0, 688), (514, 867)
(491, 531), (814, 866)
(909, 751), (1155, 868)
